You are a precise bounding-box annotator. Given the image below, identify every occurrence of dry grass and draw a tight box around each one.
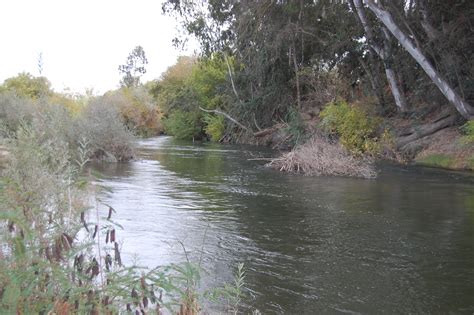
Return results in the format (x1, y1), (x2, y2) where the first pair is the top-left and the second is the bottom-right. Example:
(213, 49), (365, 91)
(268, 135), (377, 179)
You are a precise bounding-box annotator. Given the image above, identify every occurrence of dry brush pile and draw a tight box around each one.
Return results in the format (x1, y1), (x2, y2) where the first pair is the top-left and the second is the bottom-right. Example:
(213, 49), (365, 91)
(268, 135), (377, 179)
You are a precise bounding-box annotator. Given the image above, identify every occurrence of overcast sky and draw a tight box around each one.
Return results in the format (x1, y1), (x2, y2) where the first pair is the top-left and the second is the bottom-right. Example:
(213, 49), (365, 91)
(0, 0), (197, 94)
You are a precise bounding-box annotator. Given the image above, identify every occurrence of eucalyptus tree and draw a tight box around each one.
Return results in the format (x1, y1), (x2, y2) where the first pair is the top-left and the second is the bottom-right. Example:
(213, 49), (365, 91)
(163, 0), (364, 129)
(118, 46), (148, 88)
(358, 0), (474, 119)
(163, 0), (474, 123)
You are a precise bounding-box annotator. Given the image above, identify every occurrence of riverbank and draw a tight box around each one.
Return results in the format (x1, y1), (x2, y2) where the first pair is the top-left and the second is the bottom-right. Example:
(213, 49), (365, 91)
(250, 106), (473, 175)
(411, 126), (474, 170)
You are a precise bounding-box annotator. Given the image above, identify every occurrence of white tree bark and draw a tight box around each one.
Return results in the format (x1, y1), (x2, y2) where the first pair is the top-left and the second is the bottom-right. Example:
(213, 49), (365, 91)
(385, 67), (407, 112)
(352, 0), (407, 112)
(365, 0), (474, 120)
(224, 54), (243, 105)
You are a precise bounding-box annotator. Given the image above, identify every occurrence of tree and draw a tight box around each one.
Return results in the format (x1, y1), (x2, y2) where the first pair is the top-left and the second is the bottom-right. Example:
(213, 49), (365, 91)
(118, 46), (148, 88)
(351, 0), (408, 112)
(363, 0), (474, 120)
(0, 72), (52, 99)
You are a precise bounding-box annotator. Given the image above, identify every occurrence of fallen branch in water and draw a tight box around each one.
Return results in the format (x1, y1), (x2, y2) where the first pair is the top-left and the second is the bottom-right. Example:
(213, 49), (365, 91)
(198, 107), (283, 141)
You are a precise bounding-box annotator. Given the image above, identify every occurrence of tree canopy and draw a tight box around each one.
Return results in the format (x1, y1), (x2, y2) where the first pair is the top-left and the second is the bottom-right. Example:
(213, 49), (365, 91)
(163, 0), (474, 122)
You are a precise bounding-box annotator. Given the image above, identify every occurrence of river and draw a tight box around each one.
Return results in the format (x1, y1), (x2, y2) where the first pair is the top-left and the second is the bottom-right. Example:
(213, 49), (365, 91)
(93, 136), (474, 314)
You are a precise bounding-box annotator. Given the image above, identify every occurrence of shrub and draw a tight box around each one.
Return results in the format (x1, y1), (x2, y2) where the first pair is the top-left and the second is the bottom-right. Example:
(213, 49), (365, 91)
(163, 110), (203, 140)
(320, 100), (381, 155)
(103, 88), (162, 137)
(204, 114), (225, 141)
(0, 93), (36, 133)
(0, 121), (248, 314)
(284, 107), (306, 146)
(77, 99), (135, 161)
(0, 125), (172, 314)
(460, 120), (474, 145)
(0, 72), (52, 99)
(0, 92), (135, 162)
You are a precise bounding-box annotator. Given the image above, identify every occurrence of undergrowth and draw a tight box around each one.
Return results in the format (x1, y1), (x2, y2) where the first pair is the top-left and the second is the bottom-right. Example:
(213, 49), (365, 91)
(0, 118), (247, 314)
(416, 154), (456, 169)
(320, 100), (382, 156)
(460, 120), (474, 145)
(163, 110), (203, 140)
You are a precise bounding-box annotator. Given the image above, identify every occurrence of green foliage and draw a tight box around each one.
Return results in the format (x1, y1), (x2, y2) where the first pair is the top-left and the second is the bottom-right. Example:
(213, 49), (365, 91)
(0, 93), (36, 133)
(78, 98), (135, 161)
(0, 72), (52, 99)
(206, 263), (246, 314)
(416, 154), (456, 169)
(163, 110), (203, 140)
(320, 101), (381, 155)
(153, 56), (230, 141)
(460, 120), (474, 145)
(0, 90), (135, 162)
(102, 87), (162, 137)
(0, 120), (246, 314)
(190, 55), (227, 110)
(0, 125), (172, 314)
(284, 107), (306, 145)
(150, 56), (198, 116)
(204, 114), (225, 141)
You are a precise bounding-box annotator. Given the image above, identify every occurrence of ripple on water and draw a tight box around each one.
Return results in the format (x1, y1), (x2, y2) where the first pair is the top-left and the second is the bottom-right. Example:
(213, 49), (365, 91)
(94, 137), (474, 314)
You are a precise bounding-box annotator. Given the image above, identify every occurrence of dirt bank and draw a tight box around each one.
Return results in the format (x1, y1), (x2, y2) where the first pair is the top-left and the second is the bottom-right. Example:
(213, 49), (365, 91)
(413, 127), (473, 170)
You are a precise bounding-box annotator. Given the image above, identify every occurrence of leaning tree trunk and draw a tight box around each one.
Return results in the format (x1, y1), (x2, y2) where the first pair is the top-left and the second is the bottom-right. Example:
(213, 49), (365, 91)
(351, 0), (407, 112)
(365, 0), (474, 120)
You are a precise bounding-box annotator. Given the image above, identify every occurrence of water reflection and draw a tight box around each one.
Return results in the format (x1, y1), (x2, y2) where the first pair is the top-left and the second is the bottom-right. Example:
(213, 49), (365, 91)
(94, 137), (474, 314)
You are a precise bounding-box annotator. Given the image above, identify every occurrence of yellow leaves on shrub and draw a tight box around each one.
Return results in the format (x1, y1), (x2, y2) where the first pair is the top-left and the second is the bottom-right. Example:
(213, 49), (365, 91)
(320, 100), (382, 155)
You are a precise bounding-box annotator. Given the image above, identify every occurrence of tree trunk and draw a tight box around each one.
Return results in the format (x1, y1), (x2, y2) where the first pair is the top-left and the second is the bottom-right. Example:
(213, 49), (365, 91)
(396, 114), (457, 149)
(291, 43), (302, 109)
(352, 0), (407, 112)
(385, 67), (407, 112)
(365, 0), (474, 120)
(224, 54), (243, 105)
(199, 107), (250, 132)
(381, 27), (407, 112)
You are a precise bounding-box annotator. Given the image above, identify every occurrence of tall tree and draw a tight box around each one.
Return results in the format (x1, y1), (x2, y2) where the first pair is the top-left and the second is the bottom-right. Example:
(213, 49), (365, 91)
(351, 0), (408, 112)
(118, 46), (148, 88)
(363, 0), (474, 120)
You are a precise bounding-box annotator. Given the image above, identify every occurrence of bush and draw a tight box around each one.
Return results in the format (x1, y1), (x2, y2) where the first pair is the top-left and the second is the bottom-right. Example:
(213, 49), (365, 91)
(0, 93), (36, 133)
(78, 99), (135, 161)
(0, 126), (247, 313)
(0, 72), (52, 99)
(0, 125), (178, 314)
(204, 114), (225, 141)
(320, 100), (381, 155)
(163, 110), (203, 140)
(103, 88), (162, 137)
(460, 120), (474, 145)
(284, 107), (306, 146)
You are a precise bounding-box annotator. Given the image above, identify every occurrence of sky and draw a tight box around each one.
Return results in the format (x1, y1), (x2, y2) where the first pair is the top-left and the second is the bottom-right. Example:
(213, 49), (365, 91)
(0, 0), (197, 94)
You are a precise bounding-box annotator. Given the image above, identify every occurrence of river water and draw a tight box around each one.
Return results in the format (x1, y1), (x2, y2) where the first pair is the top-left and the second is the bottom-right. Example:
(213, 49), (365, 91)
(93, 136), (474, 314)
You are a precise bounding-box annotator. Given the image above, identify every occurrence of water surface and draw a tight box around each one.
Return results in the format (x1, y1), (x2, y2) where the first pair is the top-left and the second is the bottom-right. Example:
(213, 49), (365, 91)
(94, 137), (474, 314)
